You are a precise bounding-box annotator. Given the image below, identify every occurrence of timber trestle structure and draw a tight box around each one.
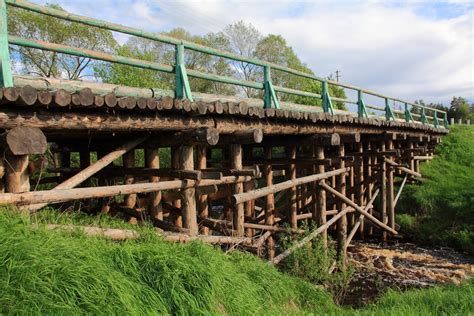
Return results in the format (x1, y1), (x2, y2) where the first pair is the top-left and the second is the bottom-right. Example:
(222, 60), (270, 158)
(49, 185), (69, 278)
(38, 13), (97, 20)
(0, 0), (448, 264)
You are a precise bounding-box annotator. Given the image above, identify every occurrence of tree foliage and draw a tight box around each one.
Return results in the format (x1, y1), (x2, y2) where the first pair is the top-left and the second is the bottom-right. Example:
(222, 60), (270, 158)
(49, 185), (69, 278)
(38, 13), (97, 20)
(8, 5), (116, 80)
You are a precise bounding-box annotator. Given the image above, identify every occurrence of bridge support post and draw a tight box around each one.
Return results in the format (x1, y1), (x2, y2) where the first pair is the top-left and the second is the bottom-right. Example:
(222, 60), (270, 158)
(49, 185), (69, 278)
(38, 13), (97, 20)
(264, 146), (275, 260)
(179, 145), (198, 236)
(288, 145), (297, 229)
(171, 146), (182, 227)
(356, 141), (365, 238)
(145, 146), (163, 221)
(387, 140), (395, 230)
(230, 144), (245, 236)
(380, 141), (387, 242)
(197, 146), (209, 235)
(336, 143), (347, 268)
(315, 145), (327, 249)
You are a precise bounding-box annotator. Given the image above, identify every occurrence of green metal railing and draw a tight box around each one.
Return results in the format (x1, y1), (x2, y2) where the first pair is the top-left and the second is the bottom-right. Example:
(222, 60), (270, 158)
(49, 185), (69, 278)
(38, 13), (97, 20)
(0, 0), (448, 128)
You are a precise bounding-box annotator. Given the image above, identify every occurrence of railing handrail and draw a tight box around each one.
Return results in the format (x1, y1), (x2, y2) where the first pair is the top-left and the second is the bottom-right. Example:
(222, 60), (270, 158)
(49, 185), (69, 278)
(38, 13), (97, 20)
(1, 0), (448, 128)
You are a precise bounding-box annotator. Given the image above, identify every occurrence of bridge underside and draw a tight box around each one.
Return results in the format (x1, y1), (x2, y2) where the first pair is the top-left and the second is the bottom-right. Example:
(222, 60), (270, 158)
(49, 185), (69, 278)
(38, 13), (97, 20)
(0, 81), (448, 264)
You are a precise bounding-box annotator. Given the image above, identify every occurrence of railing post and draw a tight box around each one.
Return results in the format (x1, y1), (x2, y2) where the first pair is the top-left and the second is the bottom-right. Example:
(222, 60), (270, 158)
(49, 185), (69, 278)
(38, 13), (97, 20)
(0, 0), (13, 88)
(263, 65), (279, 109)
(444, 112), (449, 128)
(357, 90), (368, 118)
(420, 107), (428, 125)
(384, 98), (395, 121)
(404, 103), (413, 122)
(322, 81), (334, 115)
(433, 110), (439, 128)
(175, 43), (193, 101)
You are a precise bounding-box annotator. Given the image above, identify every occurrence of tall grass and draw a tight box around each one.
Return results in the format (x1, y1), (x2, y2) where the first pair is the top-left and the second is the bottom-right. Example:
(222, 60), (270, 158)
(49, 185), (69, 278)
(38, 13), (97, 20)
(0, 209), (338, 315)
(397, 125), (474, 252)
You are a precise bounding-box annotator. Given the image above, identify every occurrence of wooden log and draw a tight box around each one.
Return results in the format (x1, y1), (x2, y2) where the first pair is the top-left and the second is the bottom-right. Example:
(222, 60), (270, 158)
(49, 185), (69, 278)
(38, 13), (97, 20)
(171, 146), (182, 228)
(394, 174), (408, 207)
(28, 137), (147, 211)
(384, 158), (422, 178)
(145, 147), (163, 220)
(37, 90), (52, 106)
(123, 150), (137, 209)
(345, 189), (379, 249)
(387, 140), (395, 230)
(264, 146), (275, 260)
(288, 145), (297, 229)
(355, 142), (365, 237)
(19, 85), (38, 106)
(230, 144), (245, 236)
(271, 207), (351, 265)
(180, 145), (198, 236)
(413, 155), (434, 160)
(232, 167), (349, 205)
(315, 145), (327, 248)
(340, 133), (360, 143)
(4, 126), (47, 155)
(319, 182), (397, 235)
(336, 144), (347, 267)
(54, 89), (71, 107)
(380, 141), (387, 241)
(4, 151), (29, 194)
(2, 87), (20, 103)
(218, 129), (263, 145)
(44, 224), (253, 244)
(197, 146), (209, 235)
(0, 175), (252, 206)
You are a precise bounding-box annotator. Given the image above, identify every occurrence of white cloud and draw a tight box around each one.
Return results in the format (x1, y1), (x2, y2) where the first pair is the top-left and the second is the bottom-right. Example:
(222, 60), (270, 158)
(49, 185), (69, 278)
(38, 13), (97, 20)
(29, 0), (474, 105)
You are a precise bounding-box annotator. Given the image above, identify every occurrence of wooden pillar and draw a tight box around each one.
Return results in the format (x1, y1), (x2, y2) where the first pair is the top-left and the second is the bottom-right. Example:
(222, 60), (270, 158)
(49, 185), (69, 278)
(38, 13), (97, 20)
(230, 144), (245, 236)
(197, 146), (209, 235)
(349, 155), (355, 227)
(409, 141), (415, 172)
(171, 146), (182, 227)
(315, 146), (327, 248)
(264, 146), (275, 260)
(243, 146), (255, 237)
(4, 152), (29, 193)
(97, 150), (110, 213)
(145, 147), (162, 220)
(288, 145), (297, 229)
(387, 140), (395, 230)
(380, 141), (387, 241)
(336, 143), (347, 268)
(356, 142), (365, 237)
(123, 150), (137, 208)
(180, 145), (198, 236)
(365, 141), (374, 236)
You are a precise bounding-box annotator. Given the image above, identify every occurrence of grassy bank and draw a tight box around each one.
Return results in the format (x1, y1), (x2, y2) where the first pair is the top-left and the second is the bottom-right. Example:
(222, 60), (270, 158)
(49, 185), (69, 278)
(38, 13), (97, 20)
(397, 125), (474, 253)
(1, 209), (473, 314)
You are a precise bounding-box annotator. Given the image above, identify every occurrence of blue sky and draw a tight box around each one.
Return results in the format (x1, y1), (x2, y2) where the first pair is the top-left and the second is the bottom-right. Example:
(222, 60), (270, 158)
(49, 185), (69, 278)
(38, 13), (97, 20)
(27, 0), (473, 106)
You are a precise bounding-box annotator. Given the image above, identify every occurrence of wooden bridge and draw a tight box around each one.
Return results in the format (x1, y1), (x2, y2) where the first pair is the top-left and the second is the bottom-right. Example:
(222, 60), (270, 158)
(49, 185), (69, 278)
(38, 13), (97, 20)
(0, 0), (448, 264)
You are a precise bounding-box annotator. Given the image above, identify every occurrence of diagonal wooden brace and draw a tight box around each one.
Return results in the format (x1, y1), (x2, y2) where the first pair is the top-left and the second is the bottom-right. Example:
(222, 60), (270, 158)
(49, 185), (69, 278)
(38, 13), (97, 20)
(319, 181), (397, 235)
(27, 137), (148, 212)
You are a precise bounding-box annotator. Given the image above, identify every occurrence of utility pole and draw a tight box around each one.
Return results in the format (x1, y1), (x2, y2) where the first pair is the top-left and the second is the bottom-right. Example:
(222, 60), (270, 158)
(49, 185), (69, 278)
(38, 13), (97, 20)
(335, 70), (341, 82)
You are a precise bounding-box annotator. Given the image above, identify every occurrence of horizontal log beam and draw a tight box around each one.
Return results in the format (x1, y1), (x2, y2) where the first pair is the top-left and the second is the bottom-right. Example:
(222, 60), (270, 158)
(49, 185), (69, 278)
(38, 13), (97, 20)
(384, 158), (422, 178)
(0, 176), (252, 206)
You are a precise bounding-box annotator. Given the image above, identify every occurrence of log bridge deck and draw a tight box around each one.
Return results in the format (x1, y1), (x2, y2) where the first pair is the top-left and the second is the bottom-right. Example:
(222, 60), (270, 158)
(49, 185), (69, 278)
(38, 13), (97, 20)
(0, 0), (449, 264)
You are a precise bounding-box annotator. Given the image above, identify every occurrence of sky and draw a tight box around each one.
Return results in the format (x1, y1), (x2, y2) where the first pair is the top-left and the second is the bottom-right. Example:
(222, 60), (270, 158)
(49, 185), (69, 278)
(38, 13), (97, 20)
(29, 0), (474, 106)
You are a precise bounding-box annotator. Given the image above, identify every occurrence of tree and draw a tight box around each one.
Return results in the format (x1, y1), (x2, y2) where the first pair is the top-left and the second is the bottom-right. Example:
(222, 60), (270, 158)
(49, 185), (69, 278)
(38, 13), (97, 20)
(8, 4), (116, 80)
(218, 21), (262, 97)
(449, 97), (471, 121)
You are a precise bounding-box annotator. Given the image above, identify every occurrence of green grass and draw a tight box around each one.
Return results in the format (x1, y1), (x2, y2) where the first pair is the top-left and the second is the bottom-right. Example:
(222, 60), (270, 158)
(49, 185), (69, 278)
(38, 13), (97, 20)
(1, 208), (473, 314)
(397, 125), (474, 253)
(0, 208), (338, 315)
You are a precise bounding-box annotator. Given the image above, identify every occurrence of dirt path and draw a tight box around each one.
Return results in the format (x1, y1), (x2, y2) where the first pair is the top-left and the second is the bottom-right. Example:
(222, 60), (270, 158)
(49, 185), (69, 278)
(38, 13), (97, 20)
(341, 241), (474, 307)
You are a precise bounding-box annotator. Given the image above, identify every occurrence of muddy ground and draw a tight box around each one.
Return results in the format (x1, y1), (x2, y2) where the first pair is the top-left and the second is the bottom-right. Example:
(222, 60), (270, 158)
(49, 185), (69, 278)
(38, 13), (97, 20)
(340, 241), (474, 307)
